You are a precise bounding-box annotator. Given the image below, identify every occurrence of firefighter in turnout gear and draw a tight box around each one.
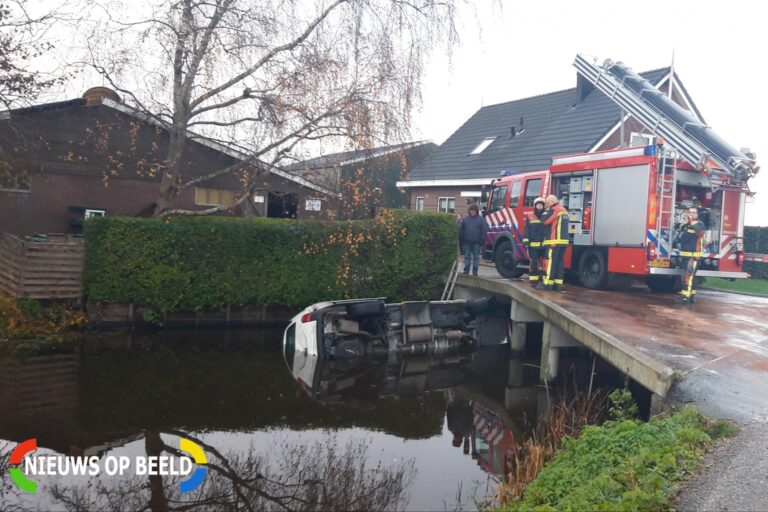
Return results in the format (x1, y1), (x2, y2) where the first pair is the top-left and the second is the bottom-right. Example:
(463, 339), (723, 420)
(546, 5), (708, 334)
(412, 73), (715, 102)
(522, 197), (547, 288)
(677, 207), (705, 304)
(542, 195), (569, 291)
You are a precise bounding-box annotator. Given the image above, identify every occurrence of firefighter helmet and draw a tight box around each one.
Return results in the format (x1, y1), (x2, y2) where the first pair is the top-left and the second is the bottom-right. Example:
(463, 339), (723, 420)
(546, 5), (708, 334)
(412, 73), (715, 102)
(533, 196), (545, 207)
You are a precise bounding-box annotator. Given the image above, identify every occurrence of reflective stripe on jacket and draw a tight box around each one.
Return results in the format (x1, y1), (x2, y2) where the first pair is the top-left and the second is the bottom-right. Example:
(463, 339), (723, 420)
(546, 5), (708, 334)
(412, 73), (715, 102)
(679, 220), (705, 254)
(522, 212), (546, 247)
(542, 204), (569, 246)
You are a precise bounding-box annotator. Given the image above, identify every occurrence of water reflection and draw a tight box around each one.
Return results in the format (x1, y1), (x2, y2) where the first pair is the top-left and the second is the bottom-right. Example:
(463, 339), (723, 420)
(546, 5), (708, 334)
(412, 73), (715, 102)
(43, 430), (415, 511)
(0, 326), (610, 511)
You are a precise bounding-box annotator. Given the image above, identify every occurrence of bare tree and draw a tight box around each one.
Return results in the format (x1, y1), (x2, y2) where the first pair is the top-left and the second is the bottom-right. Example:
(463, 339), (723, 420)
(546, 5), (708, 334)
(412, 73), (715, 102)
(79, 0), (460, 216)
(0, 1), (71, 110)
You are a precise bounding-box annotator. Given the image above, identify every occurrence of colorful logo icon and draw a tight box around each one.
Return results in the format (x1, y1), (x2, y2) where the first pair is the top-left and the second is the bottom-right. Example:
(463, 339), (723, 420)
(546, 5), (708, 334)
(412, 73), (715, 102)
(179, 438), (207, 493)
(9, 438), (38, 494)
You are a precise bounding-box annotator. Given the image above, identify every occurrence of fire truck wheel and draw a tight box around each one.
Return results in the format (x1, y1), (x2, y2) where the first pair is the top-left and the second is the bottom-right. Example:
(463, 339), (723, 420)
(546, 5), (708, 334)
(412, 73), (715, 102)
(494, 240), (519, 278)
(579, 249), (609, 289)
(645, 275), (679, 293)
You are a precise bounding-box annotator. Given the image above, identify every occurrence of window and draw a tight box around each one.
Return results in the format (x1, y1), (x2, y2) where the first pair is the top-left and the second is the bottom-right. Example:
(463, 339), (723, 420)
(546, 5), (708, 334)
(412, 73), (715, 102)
(523, 179), (542, 207)
(284, 323), (296, 369)
(469, 137), (496, 155)
(509, 180), (522, 208)
(0, 171), (31, 192)
(415, 197), (425, 211)
(488, 185), (507, 212)
(438, 197), (455, 213)
(84, 209), (105, 219)
(195, 187), (235, 207)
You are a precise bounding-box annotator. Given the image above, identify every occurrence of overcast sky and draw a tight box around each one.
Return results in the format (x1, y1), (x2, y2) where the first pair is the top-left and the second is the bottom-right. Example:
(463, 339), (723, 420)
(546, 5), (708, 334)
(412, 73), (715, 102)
(412, 0), (767, 226)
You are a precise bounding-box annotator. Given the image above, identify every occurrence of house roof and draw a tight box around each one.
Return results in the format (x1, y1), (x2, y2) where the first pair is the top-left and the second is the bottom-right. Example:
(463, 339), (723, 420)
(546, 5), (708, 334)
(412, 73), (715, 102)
(287, 141), (433, 171)
(406, 67), (698, 183)
(2, 95), (338, 197)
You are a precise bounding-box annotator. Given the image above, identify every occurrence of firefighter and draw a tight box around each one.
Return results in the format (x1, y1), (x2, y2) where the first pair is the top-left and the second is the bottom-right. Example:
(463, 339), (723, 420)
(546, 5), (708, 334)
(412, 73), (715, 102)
(542, 194), (569, 291)
(677, 207), (705, 304)
(522, 196), (547, 288)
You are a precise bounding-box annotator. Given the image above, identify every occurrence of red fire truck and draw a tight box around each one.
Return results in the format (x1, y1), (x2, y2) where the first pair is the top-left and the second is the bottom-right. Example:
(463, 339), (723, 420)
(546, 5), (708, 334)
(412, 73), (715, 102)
(482, 144), (750, 291)
(481, 56), (760, 291)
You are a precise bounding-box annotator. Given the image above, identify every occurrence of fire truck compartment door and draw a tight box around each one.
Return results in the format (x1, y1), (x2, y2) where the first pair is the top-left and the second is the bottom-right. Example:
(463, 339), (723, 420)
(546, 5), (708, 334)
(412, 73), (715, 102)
(593, 165), (650, 246)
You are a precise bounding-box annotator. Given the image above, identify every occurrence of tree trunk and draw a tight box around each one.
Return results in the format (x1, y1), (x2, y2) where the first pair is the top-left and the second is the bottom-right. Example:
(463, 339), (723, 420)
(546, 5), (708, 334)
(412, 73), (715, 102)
(145, 431), (169, 511)
(154, 128), (186, 216)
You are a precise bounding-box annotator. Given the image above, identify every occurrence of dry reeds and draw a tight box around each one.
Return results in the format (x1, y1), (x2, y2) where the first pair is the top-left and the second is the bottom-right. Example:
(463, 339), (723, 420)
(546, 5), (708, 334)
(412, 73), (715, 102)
(495, 388), (610, 505)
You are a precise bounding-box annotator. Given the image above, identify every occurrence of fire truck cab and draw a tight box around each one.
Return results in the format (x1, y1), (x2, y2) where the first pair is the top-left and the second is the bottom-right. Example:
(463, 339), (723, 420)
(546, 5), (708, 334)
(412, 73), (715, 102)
(482, 143), (750, 291)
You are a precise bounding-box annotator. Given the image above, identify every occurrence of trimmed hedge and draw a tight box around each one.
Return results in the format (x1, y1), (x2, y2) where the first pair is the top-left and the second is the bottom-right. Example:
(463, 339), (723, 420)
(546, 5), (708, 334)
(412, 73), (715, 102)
(745, 226), (768, 279)
(83, 211), (457, 313)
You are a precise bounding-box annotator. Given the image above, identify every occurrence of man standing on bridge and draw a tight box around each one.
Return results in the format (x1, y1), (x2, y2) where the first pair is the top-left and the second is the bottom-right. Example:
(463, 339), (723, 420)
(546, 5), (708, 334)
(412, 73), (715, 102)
(677, 207), (705, 304)
(542, 195), (570, 291)
(459, 203), (487, 276)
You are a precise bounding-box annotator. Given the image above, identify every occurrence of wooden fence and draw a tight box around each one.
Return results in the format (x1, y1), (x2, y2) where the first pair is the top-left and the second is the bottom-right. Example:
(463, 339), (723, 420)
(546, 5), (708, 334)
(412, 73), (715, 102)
(0, 232), (85, 299)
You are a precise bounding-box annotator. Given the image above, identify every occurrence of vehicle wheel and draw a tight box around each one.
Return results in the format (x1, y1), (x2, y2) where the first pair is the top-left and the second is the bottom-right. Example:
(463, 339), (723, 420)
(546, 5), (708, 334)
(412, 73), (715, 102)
(645, 275), (678, 293)
(579, 248), (609, 289)
(347, 300), (385, 317)
(494, 240), (519, 278)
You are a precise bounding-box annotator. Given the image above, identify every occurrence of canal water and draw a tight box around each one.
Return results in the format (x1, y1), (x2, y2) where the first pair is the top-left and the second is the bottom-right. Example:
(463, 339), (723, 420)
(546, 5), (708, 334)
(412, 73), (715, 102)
(0, 327), (604, 511)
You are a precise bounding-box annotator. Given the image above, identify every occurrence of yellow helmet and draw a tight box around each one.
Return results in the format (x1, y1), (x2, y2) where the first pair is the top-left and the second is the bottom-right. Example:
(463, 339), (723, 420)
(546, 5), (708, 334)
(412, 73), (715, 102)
(533, 196), (546, 207)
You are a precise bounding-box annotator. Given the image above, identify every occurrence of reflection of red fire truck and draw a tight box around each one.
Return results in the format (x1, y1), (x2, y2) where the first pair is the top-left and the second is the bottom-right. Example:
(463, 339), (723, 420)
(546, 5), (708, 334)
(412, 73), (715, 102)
(482, 56), (760, 291)
(470, 403), (517, 476)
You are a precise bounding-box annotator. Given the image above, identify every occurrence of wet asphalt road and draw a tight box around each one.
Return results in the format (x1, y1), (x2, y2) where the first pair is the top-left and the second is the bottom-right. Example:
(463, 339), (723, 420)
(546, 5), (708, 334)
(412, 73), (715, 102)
(474, 264), (768, 509)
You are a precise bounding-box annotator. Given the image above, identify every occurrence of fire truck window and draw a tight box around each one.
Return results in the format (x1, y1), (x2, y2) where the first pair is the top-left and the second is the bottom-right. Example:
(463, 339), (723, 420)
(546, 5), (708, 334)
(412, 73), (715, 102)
(489, 186), (508, 212)
(509, 181), (521, 208)
(523, 179), (542, 207)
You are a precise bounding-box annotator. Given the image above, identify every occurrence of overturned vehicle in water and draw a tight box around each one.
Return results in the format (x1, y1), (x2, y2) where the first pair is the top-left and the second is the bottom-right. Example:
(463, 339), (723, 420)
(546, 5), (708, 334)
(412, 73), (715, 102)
(282, 297), (507, 402)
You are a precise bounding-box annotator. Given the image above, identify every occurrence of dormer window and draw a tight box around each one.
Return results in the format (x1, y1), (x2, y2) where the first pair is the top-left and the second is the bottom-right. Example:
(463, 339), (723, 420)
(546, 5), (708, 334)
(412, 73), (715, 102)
(469, 137), (496, 155)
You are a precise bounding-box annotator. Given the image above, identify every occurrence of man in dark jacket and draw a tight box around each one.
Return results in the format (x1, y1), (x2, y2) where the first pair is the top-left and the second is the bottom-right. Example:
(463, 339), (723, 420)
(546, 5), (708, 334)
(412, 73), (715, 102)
(542, 195), (570, 291)
(459, 204), (487, 276)
(523, 196), (547, 288)
(677, 207), (705, 304)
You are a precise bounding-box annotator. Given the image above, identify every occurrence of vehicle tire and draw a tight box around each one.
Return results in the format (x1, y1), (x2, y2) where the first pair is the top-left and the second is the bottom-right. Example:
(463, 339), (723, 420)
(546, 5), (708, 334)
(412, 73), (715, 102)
(645, 275), (678, 293)
(494, 240), (518, 278)
(579, 248), (609, 289)
(347, 300), (385, 317)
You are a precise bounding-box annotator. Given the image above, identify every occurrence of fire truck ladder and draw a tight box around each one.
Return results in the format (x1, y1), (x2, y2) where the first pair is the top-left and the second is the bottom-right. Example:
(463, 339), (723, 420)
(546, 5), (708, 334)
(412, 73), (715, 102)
(656, 150), (678, 257)
(573, 54), (757, 187)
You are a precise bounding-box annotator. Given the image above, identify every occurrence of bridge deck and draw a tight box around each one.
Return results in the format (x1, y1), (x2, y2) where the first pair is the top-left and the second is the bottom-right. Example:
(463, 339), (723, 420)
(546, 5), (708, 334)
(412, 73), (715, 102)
(457, 268), (768, 422)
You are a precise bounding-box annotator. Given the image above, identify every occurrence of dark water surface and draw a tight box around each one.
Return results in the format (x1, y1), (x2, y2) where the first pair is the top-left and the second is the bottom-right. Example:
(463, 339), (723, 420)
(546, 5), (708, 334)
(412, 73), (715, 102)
(0, 328), (563, 511)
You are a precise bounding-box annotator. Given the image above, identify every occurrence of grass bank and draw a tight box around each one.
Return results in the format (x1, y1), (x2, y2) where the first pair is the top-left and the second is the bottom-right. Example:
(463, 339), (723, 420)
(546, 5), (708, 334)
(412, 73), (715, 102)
(700, 277), (768, 296)
(0, 292), (86, 346)
(496, 407), (735, 511)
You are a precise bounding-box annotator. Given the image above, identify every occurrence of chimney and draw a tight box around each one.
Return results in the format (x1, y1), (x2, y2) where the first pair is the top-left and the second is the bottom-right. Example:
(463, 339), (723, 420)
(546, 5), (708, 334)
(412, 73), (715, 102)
(575, 74), (594, 104)
(82, 87), (122, 106)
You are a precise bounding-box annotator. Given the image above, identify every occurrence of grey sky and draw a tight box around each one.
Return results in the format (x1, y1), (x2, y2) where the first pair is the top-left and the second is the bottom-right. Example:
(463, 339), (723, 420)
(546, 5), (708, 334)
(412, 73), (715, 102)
(26, 0), (766, 225)
(413, 0), (766, 226)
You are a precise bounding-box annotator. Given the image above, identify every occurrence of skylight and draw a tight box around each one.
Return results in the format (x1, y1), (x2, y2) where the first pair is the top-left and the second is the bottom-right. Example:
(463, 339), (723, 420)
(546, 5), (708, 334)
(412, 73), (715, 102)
(469, 137), (496, 155)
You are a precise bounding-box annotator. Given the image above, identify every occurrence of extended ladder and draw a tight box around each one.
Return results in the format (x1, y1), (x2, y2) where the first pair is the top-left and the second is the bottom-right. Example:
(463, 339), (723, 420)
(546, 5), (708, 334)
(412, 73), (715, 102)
(573, 55), (756, 187)
(441, 259), (461, 300)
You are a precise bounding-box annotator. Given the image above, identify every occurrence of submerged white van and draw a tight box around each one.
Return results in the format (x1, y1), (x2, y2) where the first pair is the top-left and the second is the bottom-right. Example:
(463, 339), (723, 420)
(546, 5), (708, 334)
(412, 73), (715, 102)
(283, 297), (504, 400)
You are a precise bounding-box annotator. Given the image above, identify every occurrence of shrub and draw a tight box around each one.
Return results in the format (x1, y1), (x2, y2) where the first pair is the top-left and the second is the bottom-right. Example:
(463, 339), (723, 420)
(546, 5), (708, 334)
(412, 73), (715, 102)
(83, 211), (457, 314)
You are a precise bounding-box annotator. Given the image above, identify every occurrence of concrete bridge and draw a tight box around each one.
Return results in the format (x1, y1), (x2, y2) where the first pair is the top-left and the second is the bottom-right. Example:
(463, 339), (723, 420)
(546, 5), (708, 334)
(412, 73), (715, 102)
(455, 267), (768, 422)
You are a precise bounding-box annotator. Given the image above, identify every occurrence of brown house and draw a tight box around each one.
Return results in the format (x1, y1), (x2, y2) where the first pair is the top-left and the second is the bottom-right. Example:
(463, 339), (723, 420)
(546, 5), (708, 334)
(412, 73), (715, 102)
(289, 141), (436, 219)
(397, 65), (706, 214)
(0, 88), (339, 236)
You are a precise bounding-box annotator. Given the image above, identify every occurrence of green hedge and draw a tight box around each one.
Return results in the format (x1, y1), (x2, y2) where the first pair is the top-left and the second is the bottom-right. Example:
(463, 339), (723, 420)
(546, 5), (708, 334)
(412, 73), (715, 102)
(83, 212), (457, 313)
(745, 226), (768, 279)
